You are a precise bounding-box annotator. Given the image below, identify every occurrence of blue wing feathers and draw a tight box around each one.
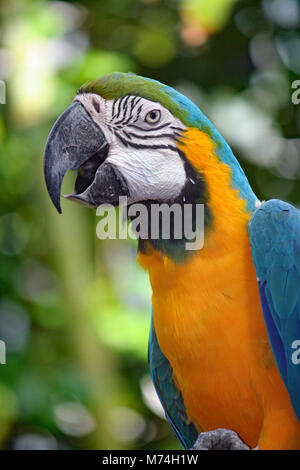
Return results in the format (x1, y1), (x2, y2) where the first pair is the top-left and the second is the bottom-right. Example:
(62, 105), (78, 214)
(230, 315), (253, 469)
(258, 282), (288, 386)
(148, 315), (198, 449)
(249, 199), (300, 419)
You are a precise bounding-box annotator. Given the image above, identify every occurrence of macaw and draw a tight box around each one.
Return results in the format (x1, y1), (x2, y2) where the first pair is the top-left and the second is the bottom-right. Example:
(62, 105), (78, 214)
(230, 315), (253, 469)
(43, 72), (300, 450)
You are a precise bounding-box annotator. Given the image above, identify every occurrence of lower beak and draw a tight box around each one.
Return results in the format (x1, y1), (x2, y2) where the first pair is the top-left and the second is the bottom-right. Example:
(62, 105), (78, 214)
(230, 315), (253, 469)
(43, 101), (129, 213)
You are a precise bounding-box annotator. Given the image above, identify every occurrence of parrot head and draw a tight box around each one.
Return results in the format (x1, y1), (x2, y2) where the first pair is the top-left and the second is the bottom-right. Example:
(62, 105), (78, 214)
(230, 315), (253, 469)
(44, 72), (207, 213)
(44, 72), (257, 257)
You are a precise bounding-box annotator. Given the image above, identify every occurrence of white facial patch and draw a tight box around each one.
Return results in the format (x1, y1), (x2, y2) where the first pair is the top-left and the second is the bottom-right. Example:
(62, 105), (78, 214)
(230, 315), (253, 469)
(74, 93), (187, 203)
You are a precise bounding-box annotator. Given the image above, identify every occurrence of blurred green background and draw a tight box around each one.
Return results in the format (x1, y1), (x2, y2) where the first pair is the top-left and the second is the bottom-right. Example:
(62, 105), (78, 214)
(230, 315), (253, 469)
(0, 0), (299, 450)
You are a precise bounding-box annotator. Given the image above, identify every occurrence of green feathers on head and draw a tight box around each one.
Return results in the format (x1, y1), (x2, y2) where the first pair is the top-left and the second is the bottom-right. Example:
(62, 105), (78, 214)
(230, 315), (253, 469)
(79, 72), (192, 126)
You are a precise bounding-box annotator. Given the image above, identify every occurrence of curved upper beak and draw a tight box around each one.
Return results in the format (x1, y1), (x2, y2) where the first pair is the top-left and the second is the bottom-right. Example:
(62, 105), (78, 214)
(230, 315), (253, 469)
(44, 101), (107, 213)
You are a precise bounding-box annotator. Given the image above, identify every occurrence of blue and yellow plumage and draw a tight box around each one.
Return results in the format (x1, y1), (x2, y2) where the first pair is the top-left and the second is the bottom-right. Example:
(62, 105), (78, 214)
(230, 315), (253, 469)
(44, 72), (300, 449)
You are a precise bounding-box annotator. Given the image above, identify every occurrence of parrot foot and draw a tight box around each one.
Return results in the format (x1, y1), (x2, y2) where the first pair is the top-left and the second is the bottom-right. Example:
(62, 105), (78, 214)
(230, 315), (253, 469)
(192, 428), (250, 450)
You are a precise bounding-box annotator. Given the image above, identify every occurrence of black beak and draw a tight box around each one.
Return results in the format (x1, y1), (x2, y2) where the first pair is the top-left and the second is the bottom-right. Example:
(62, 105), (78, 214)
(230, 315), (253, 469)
(44, 101), (129, 213)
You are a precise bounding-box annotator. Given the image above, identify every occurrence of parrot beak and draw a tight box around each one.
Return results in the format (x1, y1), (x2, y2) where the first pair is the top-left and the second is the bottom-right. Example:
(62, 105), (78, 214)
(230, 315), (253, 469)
(44, 101), (129, 213)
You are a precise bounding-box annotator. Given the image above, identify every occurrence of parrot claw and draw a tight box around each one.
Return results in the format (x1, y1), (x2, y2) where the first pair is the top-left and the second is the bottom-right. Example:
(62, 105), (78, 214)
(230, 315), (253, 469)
(191, 428), (250, 450)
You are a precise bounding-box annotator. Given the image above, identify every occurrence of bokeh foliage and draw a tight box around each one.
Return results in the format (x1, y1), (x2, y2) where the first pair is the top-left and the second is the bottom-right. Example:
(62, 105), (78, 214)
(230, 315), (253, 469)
(0, 0), (299, 450)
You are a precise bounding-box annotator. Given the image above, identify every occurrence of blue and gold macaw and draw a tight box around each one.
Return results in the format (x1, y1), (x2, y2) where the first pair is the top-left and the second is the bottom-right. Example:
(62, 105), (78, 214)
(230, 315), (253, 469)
(43, 73), (300, 450)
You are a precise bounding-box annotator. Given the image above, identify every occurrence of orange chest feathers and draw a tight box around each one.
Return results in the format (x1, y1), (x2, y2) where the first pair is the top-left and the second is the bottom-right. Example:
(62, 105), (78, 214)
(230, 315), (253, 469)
(137, 128), (290, 447)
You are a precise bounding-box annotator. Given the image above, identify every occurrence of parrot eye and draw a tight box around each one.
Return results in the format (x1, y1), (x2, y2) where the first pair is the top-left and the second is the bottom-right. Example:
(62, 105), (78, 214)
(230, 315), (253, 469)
(145, 109), (161, 125)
